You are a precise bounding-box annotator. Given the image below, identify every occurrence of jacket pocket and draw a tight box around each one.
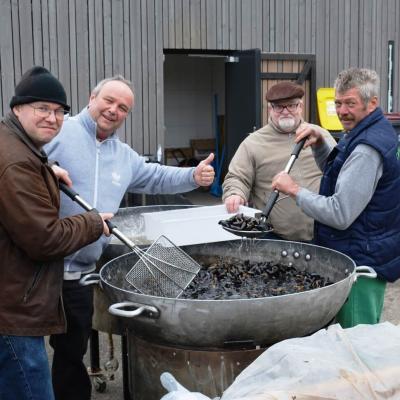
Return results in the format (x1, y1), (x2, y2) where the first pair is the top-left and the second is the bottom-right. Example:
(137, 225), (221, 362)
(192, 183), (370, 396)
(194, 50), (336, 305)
(23, 265), (45, 303)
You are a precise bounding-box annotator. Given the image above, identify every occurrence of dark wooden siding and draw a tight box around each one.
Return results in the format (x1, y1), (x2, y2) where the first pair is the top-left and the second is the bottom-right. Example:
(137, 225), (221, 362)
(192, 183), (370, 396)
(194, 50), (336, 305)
(0, 0), (399, 153)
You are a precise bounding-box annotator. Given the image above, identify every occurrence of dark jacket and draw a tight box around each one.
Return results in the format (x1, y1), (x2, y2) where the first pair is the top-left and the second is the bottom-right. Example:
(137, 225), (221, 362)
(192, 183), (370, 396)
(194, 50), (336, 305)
(0, 112), (104, 336)
(315, 108), (400, 282)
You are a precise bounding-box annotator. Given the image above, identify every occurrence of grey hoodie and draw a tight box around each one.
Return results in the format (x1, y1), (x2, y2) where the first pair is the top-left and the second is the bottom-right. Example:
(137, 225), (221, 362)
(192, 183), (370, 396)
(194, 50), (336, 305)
(44, 107), (197, 274)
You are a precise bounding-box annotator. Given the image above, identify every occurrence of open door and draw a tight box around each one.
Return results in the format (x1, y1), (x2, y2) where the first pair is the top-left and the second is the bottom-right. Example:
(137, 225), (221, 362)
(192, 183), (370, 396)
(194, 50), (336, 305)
(225, 49), (261, 171)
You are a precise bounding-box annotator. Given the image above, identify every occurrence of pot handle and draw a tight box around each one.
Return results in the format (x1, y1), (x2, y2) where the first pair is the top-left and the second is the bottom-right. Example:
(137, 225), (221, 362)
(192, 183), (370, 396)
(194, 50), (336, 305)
(355, 266), (377, 279)
(79, 273), (101, 286)
(108, 302), (159, 318)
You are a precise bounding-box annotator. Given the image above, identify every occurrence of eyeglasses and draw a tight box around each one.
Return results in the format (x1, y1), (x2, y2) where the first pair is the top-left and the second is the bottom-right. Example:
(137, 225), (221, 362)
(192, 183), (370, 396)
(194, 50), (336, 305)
(28, 104), (69, 121)
(270, 103), (300, 113)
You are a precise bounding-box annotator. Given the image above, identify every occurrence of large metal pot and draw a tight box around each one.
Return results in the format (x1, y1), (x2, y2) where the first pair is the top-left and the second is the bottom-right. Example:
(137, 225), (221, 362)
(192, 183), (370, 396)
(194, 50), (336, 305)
(85, 239), (375, 348)
(92, 205), (200, 334)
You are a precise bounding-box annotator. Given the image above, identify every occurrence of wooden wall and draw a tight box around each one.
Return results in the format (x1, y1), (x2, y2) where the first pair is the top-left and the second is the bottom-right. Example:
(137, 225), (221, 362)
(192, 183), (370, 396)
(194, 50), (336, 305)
(0, 0), (399, 153)
(261, 56), (312, 126)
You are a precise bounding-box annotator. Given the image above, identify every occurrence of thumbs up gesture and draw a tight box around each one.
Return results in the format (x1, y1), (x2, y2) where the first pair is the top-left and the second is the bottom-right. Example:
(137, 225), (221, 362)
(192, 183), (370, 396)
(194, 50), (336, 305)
(193, 153), (215, 187)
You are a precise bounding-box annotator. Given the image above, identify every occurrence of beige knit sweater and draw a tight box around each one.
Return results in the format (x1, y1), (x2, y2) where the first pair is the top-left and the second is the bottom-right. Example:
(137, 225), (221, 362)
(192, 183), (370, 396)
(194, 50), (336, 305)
(222, 122), (337, 241)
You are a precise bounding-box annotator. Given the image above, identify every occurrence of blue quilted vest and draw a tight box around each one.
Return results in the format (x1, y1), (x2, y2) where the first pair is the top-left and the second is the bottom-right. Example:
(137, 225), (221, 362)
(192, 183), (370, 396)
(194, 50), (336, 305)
(315, 108), (400, 282)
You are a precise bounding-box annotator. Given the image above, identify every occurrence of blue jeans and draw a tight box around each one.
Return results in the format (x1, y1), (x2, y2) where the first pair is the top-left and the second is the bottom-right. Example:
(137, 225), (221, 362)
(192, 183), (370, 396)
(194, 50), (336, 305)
(0, 335), (54, 400)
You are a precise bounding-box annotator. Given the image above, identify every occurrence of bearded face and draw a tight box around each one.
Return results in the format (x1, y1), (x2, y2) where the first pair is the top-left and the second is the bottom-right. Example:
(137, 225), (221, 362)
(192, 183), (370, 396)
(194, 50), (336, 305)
(269, 100), (303, 132)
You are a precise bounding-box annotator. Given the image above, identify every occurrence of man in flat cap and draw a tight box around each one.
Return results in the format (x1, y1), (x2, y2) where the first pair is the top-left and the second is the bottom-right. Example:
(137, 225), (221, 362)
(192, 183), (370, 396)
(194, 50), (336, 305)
(0, 66), (112, 400)
(272, 68), (400, 328)
(223, 81), (336, 241)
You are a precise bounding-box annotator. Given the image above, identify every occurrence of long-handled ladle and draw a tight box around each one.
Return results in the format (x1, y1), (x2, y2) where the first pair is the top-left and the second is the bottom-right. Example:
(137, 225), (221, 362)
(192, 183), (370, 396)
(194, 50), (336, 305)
(219, 137), (307, 239)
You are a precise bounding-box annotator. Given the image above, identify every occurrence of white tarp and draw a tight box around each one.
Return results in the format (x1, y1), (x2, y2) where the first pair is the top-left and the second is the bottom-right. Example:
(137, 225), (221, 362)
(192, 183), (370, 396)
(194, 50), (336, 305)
(160, 322), (400, 400)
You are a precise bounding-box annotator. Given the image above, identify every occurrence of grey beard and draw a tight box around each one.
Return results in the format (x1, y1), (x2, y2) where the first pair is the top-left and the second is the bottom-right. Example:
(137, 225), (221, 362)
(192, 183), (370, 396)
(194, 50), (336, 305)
(278, 117), (296, 131)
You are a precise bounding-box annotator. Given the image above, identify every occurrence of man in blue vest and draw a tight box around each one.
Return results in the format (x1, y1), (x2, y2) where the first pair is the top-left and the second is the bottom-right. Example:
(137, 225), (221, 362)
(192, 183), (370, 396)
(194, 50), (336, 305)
(271, 68), (400, 328)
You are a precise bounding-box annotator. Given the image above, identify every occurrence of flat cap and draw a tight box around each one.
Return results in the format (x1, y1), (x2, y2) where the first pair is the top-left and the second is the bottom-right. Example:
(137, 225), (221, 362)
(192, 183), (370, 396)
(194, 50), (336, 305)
(266, 81), (305, 102)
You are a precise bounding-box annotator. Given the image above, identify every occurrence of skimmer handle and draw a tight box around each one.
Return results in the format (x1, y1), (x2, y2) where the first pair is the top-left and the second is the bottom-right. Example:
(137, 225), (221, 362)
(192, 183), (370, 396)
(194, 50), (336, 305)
(59, 182), (136, 251)
(260, 137), (307, 223)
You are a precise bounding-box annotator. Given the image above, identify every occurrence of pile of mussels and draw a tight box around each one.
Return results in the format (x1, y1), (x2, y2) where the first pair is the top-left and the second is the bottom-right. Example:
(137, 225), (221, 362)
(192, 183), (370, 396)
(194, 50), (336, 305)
(181, 258), (332, 300)
(219, 213), (272, 232)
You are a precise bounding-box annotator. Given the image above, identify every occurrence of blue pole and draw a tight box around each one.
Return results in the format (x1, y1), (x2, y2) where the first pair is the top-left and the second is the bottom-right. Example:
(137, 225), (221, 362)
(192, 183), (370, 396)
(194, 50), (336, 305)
(210, 94), (223, 197)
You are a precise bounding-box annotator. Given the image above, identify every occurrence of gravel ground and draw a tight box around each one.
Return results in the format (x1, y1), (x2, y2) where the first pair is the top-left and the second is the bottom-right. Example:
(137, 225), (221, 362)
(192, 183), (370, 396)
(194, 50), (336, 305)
(381, 279), (400, 325)
(45, 279), (400, 400)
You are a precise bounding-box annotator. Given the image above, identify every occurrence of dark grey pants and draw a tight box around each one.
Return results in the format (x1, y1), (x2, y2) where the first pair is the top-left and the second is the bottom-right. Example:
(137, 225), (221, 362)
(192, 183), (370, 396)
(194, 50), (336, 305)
(50, 279), (94, 400)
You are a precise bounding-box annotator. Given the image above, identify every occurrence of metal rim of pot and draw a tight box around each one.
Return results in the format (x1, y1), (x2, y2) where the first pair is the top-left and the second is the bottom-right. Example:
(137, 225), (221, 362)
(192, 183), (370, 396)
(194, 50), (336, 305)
(82, 238), (376, 348)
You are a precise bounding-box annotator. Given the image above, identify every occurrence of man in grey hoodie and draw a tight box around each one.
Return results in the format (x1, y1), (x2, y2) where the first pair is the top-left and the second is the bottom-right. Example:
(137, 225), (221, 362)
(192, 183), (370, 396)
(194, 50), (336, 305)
(44, 75), (215, 400)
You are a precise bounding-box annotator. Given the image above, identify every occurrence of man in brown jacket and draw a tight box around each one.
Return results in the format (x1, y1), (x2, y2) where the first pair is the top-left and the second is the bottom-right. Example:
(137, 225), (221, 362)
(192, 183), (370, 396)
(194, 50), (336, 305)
(222, 81), (336, 242)
(0, 66), (112, 400)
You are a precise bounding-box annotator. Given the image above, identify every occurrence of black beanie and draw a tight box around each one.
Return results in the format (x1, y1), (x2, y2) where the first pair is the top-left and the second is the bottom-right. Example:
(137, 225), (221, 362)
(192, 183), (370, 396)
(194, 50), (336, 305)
(10, 66), (70, 111)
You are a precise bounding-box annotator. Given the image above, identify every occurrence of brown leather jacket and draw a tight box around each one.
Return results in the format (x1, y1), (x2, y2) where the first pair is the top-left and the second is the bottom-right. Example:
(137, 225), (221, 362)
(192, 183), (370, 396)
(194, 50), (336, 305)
(0, 113), (104, 336)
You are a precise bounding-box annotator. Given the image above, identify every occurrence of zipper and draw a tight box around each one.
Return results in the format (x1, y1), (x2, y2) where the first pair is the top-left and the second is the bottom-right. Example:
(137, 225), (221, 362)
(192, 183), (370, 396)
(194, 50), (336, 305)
(94, 141), (101, 207)
(23, 265), (44, 303)
(67, 132), (101, 271)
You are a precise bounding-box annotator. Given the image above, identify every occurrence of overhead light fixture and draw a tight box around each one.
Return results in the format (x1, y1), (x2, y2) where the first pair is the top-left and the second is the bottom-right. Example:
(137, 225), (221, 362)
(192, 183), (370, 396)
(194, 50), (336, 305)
(225, 56), (239, 63)
(187, 54), (239, 63)
(187, 54), (226, 58)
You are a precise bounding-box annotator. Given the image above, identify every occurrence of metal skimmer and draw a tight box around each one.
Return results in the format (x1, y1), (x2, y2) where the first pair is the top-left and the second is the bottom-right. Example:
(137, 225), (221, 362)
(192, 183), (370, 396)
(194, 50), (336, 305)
(124, 235), (201, 297)
(60, 183), (201, 298)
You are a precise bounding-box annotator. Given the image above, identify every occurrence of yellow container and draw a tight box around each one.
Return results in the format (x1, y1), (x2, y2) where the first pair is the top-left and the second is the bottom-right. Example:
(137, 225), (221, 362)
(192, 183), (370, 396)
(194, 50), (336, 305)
(317, 88), (343, 131)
